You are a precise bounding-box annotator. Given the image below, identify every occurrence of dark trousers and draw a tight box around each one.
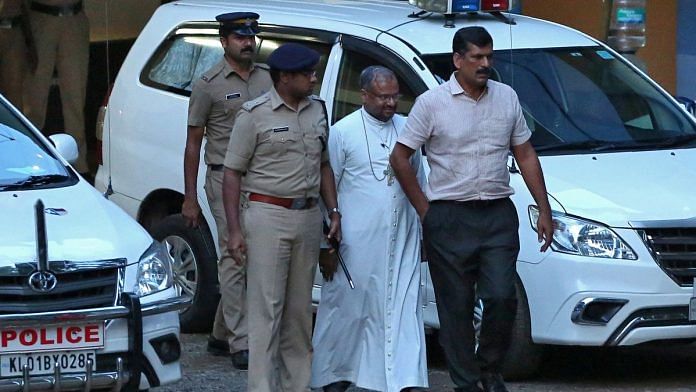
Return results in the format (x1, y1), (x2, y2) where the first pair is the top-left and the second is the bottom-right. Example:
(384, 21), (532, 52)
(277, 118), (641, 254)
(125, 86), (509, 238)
(423, 198), (520, 388)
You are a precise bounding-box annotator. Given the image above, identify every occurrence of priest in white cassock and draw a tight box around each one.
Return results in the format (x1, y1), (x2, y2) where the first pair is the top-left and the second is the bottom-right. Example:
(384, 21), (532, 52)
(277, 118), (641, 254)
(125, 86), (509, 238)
(311, 66), (428, 392)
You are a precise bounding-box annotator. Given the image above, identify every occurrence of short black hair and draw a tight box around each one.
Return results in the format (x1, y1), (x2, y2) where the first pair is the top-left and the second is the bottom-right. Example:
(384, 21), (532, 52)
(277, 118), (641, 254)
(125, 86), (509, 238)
(359, 65), (397, 91)
(452, 26), (493, 54)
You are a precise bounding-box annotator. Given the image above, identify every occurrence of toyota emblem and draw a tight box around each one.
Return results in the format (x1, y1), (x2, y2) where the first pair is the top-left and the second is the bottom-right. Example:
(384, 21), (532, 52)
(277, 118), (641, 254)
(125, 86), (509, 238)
(28, 271), (58, 293)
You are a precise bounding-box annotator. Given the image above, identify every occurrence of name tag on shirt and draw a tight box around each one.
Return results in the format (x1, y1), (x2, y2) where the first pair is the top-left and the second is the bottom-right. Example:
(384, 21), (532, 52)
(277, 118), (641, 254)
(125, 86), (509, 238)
(226, 93), (242, 100)
(272, 126), (290, 133)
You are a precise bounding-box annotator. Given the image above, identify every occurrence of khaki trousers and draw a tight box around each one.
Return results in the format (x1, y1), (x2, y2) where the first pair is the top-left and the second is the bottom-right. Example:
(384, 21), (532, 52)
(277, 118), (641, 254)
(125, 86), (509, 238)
(204, 168), (248, 353)
(242, 200), (321, 392)
(23, 10), (89, 172)
(0, 27), (26, 108)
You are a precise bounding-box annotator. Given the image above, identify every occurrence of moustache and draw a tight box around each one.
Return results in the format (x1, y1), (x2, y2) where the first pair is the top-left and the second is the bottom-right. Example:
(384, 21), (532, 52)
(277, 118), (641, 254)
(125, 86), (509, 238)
(241, 47), (254, 53)
(477, 67), (491, 76)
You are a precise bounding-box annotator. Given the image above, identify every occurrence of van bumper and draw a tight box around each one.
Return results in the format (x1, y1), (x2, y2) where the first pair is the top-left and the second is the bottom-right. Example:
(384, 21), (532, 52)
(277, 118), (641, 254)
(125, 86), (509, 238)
(0, 293), (191, 391)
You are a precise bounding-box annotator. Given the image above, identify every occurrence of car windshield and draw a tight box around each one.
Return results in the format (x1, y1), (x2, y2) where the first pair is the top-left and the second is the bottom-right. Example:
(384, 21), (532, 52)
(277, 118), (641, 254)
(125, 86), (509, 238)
(0, 100), (70, 190)
(422, 46), (696, 154)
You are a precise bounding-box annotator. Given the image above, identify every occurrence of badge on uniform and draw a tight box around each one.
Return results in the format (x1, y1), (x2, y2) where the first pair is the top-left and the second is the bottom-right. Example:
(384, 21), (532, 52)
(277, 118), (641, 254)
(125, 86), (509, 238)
(272, 126), (289, 133)
(226, 92), (242, 100)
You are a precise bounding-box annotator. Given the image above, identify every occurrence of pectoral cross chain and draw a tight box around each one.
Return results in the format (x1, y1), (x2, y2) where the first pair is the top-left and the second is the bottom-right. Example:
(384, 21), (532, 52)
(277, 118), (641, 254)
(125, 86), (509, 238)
(384, 164), (395, 186)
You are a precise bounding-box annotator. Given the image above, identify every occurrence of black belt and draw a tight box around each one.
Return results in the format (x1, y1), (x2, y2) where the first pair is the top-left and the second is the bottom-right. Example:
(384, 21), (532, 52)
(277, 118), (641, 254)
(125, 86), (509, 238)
(431, 197), (508, 208)
(30, 1), (83, 16)
(0, 16), (21, 29)
(208, 164), (224, 172)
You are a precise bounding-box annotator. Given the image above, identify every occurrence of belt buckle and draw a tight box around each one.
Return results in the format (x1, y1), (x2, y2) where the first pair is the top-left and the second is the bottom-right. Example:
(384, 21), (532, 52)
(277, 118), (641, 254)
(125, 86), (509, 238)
(290, 198), (306, 210)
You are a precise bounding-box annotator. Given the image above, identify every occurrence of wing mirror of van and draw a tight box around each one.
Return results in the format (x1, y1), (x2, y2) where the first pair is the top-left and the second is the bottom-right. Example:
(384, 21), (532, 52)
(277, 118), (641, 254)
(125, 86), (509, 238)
(675, 96), (696, 116)
(49, 133), (79, 164)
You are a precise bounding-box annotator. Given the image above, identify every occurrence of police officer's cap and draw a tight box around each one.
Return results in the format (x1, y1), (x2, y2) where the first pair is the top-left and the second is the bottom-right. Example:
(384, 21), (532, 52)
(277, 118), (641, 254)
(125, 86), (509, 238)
(267, 43), (320, 72)
(216, 12), (260, 36)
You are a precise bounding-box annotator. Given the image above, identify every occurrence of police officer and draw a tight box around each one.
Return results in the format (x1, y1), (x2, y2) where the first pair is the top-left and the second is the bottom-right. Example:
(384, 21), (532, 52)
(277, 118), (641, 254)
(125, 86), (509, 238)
(0, 0), (35, 108)
(183, 12), (272, 370)
(23, 0), (89, 174)
(222, 43), (341, 392)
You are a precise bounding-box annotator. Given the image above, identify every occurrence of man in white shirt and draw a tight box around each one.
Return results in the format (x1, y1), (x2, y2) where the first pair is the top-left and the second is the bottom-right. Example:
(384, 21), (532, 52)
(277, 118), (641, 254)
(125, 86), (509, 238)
(390, 27), (553, 392)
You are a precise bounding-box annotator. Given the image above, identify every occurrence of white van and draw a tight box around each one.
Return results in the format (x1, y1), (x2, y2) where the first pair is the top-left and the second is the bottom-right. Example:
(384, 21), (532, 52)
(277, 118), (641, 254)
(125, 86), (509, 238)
(0, 93), (187, 391)
(95, 0), (696, 378)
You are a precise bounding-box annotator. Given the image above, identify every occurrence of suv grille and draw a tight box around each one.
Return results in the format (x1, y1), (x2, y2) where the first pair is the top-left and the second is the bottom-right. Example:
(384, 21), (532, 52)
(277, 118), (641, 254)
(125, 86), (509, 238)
(641, 228), (696, 286)
(0, 266), (121, 314)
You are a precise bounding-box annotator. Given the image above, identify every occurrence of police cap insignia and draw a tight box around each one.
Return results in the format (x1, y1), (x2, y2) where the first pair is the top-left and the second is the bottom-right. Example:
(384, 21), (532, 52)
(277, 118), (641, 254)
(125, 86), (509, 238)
(216, 12), (260, 36)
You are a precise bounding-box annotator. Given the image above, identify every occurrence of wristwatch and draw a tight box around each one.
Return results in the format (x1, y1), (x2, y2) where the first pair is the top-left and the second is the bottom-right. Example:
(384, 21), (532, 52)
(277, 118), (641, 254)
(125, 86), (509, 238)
(328, 207), (342, 218)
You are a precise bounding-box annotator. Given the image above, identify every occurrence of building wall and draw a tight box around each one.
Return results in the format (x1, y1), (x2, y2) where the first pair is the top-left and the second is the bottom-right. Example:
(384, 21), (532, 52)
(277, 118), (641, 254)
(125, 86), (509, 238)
(522, 0), (677, 94)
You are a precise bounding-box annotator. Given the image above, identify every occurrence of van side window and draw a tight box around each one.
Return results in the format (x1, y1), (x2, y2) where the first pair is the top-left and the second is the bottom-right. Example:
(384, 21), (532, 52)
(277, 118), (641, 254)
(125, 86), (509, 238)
(333, 49), (417, 124)
(141, 26), (332, 97)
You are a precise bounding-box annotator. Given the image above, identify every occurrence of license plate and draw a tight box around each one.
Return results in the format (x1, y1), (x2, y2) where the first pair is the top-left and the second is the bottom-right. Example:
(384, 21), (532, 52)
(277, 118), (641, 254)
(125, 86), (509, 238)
(690, 297), (696, 322)
(0, 323), (104, 354)
(0, 350), (96, 377)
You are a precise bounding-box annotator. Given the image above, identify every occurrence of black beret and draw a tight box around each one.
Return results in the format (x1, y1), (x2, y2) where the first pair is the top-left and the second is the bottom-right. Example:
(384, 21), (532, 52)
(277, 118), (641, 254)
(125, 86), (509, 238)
(267, 43), (320, 72)
(215, 12), (260, 36)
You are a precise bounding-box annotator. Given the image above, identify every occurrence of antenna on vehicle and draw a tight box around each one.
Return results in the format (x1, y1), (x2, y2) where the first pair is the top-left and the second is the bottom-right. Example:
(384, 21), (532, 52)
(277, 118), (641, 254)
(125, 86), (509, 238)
(104, 0), (114, 198)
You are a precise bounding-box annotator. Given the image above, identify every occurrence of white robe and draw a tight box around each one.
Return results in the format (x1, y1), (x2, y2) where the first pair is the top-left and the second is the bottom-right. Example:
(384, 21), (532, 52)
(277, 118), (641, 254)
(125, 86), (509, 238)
(311, 108), (428, 391)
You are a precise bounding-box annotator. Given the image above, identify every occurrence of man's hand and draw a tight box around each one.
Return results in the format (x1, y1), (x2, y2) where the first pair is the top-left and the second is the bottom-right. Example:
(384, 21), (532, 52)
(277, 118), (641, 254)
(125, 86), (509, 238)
(418, 206), (429, 222)
(182, 198), (201, 227)
(536, 209), (554, 252)
(227, 231), (247, 266)
(326, 214), (342, 245)
(319, 252), (338, 281)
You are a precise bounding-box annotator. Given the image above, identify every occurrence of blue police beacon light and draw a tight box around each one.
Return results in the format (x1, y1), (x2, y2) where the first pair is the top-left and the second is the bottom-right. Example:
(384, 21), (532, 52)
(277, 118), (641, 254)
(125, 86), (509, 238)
(408, 0), (512, 14)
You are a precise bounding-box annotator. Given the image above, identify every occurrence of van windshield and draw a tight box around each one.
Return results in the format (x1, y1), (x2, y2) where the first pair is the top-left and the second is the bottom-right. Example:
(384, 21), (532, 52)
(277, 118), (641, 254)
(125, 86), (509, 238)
(422, 46), (696, 154)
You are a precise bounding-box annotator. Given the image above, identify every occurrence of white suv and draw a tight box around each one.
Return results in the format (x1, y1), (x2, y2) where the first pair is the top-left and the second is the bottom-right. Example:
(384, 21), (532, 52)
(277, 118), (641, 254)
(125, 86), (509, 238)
(0, 93), (187, 391)
(96, 0), (696, 378)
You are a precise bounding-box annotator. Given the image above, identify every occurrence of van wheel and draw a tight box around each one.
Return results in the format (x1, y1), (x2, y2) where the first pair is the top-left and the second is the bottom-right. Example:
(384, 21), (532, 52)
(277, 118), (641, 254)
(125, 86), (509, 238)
(151, 214), (219, 333)
(501, 278), (543, 380)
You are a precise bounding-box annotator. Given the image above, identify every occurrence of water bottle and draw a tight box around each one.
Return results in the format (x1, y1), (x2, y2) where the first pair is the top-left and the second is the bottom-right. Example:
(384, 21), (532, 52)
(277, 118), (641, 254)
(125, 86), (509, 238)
(607, 0), (646, 53)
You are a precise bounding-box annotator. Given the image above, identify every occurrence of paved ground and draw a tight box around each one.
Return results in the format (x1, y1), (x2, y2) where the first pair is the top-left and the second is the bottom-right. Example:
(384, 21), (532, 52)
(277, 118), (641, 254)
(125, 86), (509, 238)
(153, 333), (696, 391)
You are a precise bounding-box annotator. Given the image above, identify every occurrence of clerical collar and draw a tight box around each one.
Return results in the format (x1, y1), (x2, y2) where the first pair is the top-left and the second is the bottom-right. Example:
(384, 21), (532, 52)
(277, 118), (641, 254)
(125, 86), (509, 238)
(361, 107), (391, 127)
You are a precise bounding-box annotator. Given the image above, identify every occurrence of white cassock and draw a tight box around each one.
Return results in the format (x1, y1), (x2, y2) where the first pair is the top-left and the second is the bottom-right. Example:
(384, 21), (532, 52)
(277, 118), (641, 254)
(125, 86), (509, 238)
(311, 108), (428, 392)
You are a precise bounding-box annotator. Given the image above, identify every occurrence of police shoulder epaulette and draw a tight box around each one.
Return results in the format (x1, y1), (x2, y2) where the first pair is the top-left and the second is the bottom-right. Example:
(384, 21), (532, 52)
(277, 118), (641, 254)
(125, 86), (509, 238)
(241, 95), (270, 112)
(256, 63), (270, 71)
(200, 62), (224, 83)
(309, 94), (325, 102)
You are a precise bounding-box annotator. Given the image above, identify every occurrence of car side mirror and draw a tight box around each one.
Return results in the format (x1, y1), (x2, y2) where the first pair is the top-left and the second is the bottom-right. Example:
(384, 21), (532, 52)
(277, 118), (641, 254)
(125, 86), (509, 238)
(49, 133), (79, 164)
(675, 96), (696, 116)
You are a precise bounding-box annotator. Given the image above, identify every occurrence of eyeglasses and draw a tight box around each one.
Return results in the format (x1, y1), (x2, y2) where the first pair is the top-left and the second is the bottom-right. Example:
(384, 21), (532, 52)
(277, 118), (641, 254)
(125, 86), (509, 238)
(365, 91), (402, 102)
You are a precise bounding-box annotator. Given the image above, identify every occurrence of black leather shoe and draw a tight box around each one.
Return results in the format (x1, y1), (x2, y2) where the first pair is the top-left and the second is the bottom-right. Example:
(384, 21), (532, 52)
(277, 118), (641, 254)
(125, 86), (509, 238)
(323, 381), (351, 392)
(454, 384), (483, 392)
(231, 349), (249, 370)
(206, 335), (229, 356)
(480, 373), (509, 392)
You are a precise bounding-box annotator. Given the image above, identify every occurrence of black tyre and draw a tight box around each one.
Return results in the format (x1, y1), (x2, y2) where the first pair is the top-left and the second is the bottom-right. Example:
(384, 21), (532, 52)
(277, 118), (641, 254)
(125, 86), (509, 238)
(472, 277), (543, 380)
(151, 214), (219, 333)
(501, 277), (543, 380)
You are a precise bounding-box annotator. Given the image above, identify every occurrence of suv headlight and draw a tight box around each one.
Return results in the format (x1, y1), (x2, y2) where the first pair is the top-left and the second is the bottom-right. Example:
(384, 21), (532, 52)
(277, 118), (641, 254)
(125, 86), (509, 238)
(528, 206), (637, 260)
(135, 241), (174, 296)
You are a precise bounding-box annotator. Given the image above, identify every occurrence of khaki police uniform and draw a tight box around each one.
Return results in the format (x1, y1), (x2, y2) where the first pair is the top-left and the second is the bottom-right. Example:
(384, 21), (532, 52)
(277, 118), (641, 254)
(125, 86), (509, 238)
(224, 87), (328, 392)
(0, 0), (27, 107)
(23, 0), (89, 172)
(188, 58), (272, 354)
